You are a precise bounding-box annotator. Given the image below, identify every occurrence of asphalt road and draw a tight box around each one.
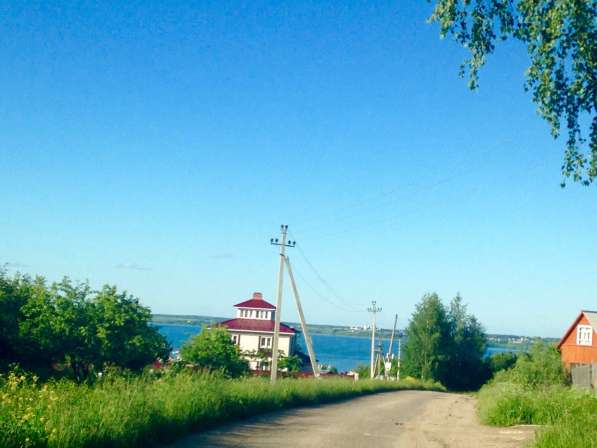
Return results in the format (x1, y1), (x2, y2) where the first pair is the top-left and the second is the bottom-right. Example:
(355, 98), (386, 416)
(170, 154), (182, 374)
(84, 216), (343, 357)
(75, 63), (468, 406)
(168, 390), (535, 448)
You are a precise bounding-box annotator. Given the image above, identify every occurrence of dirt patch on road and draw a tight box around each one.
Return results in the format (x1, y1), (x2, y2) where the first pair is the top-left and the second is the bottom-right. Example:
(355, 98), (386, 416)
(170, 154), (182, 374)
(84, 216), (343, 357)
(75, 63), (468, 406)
(395, 393), (535, 447)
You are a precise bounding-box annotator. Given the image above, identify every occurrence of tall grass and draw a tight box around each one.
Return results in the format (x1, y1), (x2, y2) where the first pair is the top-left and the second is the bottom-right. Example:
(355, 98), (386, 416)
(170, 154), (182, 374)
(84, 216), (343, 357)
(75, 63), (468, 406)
(478, 381), (597, 447)
(477, 342), (597, 448)
(0, 372), (443, 448)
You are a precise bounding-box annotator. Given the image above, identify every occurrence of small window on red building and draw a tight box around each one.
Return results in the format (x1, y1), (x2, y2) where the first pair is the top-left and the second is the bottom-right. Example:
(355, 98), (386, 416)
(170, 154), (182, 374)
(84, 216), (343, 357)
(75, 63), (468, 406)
(577, 325), (593, 346)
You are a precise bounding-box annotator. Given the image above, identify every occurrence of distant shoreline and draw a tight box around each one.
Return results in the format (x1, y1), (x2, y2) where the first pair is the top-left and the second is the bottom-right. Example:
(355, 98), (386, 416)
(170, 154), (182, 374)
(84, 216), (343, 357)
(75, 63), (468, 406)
(152, 314), (559, 348)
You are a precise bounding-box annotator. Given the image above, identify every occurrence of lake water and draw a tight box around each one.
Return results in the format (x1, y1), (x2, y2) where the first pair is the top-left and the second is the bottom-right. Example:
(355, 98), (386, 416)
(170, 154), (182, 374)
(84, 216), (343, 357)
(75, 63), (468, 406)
(156, 324), (519, 372)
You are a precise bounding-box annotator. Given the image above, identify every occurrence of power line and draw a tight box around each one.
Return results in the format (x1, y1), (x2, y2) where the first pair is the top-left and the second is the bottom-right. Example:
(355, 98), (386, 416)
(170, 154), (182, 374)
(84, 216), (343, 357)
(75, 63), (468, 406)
(288, 258), (362, 313)
(288, 230), (362, 313)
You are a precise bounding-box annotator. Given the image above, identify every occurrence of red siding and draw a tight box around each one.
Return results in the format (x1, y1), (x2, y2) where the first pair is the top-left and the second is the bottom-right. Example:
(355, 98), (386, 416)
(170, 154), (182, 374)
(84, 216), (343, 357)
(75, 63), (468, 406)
(559, 314), (597, 368)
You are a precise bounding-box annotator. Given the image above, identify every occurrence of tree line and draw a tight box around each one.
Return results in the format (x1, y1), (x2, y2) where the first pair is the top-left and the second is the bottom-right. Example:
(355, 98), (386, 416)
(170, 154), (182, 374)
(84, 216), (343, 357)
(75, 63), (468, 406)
(2, 268), (517, 389)
(0, 270), (170, 381)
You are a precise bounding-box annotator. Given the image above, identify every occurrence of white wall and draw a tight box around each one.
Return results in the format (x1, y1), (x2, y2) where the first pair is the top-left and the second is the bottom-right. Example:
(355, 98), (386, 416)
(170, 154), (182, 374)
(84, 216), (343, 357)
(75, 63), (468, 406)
(230, 331), (294, 360)
(236, 309), (274, 320)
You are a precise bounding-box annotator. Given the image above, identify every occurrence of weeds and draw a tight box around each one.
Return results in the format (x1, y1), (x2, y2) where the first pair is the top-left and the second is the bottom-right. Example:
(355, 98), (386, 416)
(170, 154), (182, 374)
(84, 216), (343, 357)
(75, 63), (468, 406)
(0, 371), (443, 448)
(477, 342), (597, 448)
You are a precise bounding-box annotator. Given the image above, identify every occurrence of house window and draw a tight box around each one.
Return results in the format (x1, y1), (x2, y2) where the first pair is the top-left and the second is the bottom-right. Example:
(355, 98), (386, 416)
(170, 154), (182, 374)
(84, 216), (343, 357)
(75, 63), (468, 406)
(577, 325), (593, 346)
(259, 336), (272, 348)
(231, 334), (240, 345)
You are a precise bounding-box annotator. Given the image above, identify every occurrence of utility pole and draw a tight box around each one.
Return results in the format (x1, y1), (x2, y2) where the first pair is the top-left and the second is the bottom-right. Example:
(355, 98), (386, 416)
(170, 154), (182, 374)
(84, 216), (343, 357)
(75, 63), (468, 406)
(367, 300), (382, 379)
(269, 225), (295, 383)
(284, 255), (320, 378)
(397, 334), (402, 381)
(387, 314), (398, 357)
(376, 340), (383, 379)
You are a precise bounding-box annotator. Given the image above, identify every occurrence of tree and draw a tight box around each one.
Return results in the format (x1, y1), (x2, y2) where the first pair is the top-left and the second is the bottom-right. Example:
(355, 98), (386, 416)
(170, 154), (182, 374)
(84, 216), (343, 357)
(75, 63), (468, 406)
(428, 0), (596, 185)
(402, 292), (490, 389)
(91, 285), (170, 371)
(278, 354), (302, 373)
(0, 270), (170, 381)
(487, 351), (518, 375)
(23, 279), (100, 381)
(402, 293), (452, 381)
(502, 340), (568, 387)
(443, 294), (489, 390)
(180, 327), (248, 378)
(0, 270), (34, 368)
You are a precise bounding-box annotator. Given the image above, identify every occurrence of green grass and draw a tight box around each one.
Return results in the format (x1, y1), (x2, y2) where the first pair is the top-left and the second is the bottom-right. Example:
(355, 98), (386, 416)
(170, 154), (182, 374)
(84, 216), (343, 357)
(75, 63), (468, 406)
(478, 381), (597, 447)
(0, 372), (443, 448)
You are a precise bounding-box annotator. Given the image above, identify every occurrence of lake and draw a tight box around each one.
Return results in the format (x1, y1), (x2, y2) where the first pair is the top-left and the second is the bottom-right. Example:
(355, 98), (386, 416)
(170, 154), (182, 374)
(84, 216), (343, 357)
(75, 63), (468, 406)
(156, 324), (519, 372)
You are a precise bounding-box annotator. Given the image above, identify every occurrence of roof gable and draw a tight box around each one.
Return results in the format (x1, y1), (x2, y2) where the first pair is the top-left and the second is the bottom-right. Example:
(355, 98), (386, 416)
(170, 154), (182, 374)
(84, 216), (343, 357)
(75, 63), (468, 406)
(584, 311), (597, 329)
(558, 310), (597, 348)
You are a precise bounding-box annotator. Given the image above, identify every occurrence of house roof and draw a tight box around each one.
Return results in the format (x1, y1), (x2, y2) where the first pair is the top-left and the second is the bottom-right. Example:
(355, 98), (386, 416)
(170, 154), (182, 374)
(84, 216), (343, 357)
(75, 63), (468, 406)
(584, 310), (597, 328)
(234, 292), (276, 310)
(219, 318), (296, 334)
(557, 310), (597, 348)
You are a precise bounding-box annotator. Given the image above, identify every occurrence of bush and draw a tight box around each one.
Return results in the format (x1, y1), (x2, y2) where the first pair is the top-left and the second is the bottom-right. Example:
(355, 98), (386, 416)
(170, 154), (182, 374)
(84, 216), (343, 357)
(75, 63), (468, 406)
(180, 327), (249, 378)
(486, 352), (518, 376)
(476, 341), (594, 448)
(495, 342), (568, 388)
(0, 271), (170, 382)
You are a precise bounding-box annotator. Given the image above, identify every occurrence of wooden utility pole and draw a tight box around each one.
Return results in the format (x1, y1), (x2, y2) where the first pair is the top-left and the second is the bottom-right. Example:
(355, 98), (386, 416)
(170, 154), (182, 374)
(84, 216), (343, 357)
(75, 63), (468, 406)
(284, 255), (320, 378)
(269, 225), (295, 383)
(367, 300), (381, 378)
(387, 314), (397, 357)
(397, 335), (402, 381)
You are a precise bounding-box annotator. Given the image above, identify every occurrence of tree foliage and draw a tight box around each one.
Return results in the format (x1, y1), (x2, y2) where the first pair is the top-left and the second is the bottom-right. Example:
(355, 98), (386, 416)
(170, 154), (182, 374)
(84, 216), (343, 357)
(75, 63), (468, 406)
(443, 294), (488, 389)
(0, 270), (170, 381)
(402, 292), (489, 389)
(428, 0), (596, 185)
(487, 351), (518, 374)
(496, 340), (568, 387)
(278, 354), (303, 373)
(180, 327), (249, 378)
(402, 293), (452, 382)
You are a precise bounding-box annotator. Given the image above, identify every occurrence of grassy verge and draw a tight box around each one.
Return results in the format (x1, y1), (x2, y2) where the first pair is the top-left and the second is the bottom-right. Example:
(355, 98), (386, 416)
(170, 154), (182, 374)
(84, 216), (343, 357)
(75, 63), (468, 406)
(478, 382), (597, 447)
(0, 372), (443, 448)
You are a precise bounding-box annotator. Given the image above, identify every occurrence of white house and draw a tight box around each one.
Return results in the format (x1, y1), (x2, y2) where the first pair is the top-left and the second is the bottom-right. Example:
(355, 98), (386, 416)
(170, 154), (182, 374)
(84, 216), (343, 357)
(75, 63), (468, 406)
(219, 292), (296, 370)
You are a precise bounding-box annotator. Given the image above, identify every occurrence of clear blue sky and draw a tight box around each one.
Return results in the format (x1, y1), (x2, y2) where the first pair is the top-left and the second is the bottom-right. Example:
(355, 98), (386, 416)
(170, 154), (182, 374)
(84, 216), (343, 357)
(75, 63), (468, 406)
(1, 1), (595, 338)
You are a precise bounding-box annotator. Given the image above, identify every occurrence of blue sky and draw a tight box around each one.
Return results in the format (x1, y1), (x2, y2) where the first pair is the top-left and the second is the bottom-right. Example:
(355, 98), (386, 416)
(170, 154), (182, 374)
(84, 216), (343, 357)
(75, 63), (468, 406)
(1, 1), (595, 338)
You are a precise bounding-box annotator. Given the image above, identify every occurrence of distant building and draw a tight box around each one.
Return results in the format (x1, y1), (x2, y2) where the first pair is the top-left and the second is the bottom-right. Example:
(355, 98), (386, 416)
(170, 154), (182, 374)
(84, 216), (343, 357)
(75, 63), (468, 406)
(219, 292), (296, 371)
(557, 310), (597, 368)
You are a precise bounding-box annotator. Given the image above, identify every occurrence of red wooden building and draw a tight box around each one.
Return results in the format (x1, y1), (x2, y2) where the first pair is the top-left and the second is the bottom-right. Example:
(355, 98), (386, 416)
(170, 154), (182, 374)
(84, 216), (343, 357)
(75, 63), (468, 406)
(557, 310), (597, 369)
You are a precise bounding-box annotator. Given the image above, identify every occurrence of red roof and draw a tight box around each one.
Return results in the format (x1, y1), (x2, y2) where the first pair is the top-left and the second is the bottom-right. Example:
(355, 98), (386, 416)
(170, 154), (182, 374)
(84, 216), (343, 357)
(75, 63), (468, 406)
(219, 318), (296, 334)
(234, 292), (276, 310)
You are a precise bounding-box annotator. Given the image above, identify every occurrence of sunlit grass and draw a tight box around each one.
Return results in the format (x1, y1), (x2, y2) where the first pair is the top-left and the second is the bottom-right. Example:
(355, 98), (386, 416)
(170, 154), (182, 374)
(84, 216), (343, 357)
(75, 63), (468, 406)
(477, 381), (597, 447)
(0, 372), (443, 448)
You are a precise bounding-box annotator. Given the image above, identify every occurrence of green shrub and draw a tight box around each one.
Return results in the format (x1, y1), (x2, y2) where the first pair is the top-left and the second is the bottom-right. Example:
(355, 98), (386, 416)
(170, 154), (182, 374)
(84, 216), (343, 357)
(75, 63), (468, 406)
(477, 341), (595, 448)
(487, 352), (518, 376)
(495, 342), (568, 388)
(180, 327), (249, 378)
